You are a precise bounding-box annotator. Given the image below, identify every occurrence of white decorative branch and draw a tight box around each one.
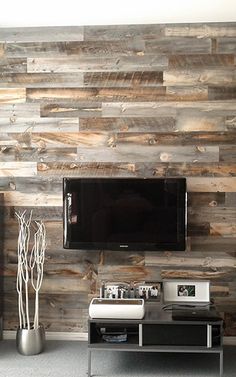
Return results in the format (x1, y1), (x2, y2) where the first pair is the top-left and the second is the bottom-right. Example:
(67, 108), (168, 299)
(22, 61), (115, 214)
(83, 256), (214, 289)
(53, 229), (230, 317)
(16, 211), (46, 330)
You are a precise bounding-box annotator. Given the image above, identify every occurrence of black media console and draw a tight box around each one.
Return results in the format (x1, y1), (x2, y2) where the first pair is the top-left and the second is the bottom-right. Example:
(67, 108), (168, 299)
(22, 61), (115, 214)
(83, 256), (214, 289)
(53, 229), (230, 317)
(88, 304), (223, 376)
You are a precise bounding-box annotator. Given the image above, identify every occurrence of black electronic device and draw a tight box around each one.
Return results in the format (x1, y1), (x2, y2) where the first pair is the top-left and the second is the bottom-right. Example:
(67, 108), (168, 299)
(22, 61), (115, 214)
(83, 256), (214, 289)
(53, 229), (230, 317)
(63, 177), (186, 251)
(172, 309), (222, 322)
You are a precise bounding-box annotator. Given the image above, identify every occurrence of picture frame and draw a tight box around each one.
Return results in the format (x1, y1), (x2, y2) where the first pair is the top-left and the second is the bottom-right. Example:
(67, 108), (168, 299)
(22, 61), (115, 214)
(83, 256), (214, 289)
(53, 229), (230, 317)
(163, 280), (210, 304)
(135, 282), (162, 302)
(103, 282), (130, 299)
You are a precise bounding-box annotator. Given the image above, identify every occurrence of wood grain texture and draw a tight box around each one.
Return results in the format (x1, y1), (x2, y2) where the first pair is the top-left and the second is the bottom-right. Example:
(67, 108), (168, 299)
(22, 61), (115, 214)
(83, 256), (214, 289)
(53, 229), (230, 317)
(0, 89), (26, 103)
(0, 26), (84, 42)
(79, 117), (176, 132)
(168, 54), (235, 68)
(27, 55), (168, 73)
(165, 23), (236, 37)
(0, 22), (236, 336)
(164, 68), (236, 85)
(5, 40), (145, 58)
(0, 117), (79, 132)
(0, 73), (84, 88)
(0, 58), (27, 73)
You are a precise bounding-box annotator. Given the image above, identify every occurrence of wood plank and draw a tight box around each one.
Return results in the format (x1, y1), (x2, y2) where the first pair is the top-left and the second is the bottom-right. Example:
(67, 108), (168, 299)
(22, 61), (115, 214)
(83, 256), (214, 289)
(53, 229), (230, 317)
(187, 222), (210, 236)
(146, 37), (211, 54)
(5, 40), (145, 57)
(0, 117), (79, 132)
(217, 38), (236, 53)
(0, 134), (18, 147)
(3, 239), (71, 263)
(0, 43), (4, 57)
(165, 23), (236, 37)
(40, 102), (102, 118)
(4, 293), (89, 312)
(84, 24), (164, 41)
(164, 68), (236, 85)
(4, 222), (65, 250)
(0, 26), (84, 42)
(168, 54), (235, 68)
(79, 117), (176, 132)
(145, 252), (236, 269)
(102, 251), (144, 266)
(40, 161), (236, 179)
(191, 236), (236, 252)
(116, 131), (236, 146)
(152, 162), (236, 177)
(27, 87), (167, 103)
(189, 207), (236, 223)
(27, 87), (208, 103)
(84, 71), (163, 87)
(77, 145), (219, 163)
(0, 73), (84, 88)
(161, 268), (236, 281)
(209, 86), (236, 100)
(187, 177), (236, 192)
(3, 276), (90, 294)
(0, 103), (40, 118)
(220, 146), (236, 162)
(2, 192), (62, 206)
(102, 101), (236, 117)
(37, 162), (137, 177)
(0, 177), (62, 193)
(0, 58), (27, 73)
(225, 193), (236, 207)
(210, 223), (236, 237)
(176, 114), (226, 132)
(0, 146), (78, 162)
(98, 265), (161, 282)
(4, 206), (62, 222)
(5, 132), (110, 148)
(0, 162), (37, 177)
(225, 116), (236, 129)
(3, 314), (89, 332)
(27, 55), (168, 73)
(187, 193), (225, 207)
(0, 88), (26, 103)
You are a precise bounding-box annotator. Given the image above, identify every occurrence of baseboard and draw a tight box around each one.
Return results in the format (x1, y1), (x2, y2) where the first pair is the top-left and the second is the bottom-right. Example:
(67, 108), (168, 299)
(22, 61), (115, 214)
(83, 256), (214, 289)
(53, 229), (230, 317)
(2, 331), (236, 345)
(3, 331), (88, 341)
(223, 336), (236, 346)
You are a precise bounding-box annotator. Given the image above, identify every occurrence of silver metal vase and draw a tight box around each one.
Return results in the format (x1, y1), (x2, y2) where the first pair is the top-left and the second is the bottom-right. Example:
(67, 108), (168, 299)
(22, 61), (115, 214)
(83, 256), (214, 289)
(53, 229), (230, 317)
(16, 324), (45, 356)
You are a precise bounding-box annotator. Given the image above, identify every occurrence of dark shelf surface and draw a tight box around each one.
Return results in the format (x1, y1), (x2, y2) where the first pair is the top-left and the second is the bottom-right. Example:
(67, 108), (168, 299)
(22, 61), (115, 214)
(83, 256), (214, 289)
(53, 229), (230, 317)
(89, 303), (223, 325)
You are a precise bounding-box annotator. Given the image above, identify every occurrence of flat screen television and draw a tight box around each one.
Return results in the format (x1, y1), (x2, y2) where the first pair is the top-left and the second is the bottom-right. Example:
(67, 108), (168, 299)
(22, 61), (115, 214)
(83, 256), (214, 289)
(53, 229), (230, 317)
(63, 177), (186, 251)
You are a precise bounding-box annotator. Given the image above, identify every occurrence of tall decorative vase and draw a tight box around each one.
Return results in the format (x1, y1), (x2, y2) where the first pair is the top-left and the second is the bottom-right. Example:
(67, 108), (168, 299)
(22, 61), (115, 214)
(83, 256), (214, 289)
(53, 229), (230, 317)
(15, 211), (46, 356)
(16, 324), (45, 356)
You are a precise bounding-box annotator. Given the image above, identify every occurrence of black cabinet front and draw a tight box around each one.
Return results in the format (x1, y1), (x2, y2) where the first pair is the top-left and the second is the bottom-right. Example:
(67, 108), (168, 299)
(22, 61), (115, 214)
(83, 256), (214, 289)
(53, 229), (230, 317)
(143, 324), (207, 346)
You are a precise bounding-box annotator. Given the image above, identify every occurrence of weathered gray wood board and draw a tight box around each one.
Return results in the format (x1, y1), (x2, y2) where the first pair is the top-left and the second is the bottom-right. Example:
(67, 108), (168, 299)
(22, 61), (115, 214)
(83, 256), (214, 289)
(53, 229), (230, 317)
(0, 22), (236, 335)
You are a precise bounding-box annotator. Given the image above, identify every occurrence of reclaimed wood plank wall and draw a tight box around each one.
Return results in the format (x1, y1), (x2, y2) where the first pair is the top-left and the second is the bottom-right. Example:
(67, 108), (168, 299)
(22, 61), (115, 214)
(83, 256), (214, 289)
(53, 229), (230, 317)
(0, 23), (236, 335)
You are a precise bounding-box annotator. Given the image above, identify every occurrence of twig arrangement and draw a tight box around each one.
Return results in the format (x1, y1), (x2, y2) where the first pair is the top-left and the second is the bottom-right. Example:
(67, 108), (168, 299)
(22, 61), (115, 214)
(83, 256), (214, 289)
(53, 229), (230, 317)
(16, 211), (46, 330)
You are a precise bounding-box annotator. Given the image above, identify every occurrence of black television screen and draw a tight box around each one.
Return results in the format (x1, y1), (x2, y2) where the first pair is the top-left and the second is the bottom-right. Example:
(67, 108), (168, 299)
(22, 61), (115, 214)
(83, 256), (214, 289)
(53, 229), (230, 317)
(63, 177), (186, 251)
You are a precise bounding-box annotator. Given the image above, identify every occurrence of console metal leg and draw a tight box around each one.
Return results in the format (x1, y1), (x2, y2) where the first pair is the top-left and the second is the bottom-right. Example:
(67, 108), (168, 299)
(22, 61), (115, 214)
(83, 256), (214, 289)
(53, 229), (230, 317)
(88, 350), (92, 377)
(219, 350), (223, 377)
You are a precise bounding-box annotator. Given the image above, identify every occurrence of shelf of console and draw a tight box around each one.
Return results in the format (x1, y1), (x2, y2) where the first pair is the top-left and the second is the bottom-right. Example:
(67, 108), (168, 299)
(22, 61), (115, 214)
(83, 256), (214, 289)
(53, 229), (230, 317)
(88, 343), (223, 352)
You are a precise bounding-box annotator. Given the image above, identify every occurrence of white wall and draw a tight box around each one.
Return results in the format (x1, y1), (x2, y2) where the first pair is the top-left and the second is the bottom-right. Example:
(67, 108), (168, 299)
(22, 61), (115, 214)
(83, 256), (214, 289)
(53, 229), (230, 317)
(0, 0), (236, 27)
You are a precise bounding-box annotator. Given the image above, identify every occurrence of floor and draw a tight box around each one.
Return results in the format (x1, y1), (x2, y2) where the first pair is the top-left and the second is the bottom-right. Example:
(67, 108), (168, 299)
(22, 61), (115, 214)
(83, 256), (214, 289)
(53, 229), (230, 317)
(0, 340), (236, 377)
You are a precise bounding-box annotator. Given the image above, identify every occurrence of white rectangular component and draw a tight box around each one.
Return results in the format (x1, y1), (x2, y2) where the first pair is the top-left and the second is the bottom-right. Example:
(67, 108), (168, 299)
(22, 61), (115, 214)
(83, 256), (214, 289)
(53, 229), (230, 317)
(89, 298), (145, 319)
(163, 280), (210, 304)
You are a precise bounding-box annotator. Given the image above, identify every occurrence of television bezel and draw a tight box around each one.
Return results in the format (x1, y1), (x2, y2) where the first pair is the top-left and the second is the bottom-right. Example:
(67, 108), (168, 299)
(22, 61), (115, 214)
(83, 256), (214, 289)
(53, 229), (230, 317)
(63, 177), (187, 251)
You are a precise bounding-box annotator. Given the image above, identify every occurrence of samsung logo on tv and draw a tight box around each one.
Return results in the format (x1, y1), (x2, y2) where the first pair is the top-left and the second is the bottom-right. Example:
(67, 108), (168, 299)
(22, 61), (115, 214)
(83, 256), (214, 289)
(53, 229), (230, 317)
(120, 244), (128, 248)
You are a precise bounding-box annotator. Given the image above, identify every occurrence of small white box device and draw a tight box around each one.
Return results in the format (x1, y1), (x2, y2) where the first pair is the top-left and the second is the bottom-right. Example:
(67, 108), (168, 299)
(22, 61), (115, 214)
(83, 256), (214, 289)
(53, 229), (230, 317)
(89, 298), (145, 319)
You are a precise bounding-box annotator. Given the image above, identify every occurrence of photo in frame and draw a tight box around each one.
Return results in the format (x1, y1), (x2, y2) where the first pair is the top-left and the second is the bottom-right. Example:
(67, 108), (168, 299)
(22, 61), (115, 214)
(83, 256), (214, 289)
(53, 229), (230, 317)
(163, 280), (210, 304)
(103, 282), (130, 299)
(135, 282), (162, 302)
